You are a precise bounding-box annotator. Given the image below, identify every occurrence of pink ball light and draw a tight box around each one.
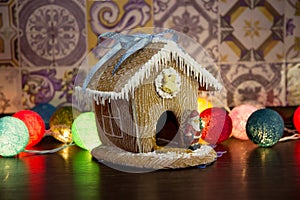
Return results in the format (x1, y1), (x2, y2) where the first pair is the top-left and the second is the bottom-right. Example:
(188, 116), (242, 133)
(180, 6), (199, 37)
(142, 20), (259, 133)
(229, 104), (258, 140)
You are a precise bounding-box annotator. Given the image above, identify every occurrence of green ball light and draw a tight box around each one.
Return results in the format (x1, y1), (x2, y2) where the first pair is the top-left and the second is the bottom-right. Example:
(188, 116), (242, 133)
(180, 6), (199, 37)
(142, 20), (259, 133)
(71, 112), (101, 151)
(246, 109), (284, 147)
(0, 116), (29, 157)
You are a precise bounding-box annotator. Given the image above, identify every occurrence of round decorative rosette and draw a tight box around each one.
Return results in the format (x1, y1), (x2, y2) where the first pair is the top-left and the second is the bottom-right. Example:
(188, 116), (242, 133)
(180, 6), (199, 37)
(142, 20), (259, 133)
(155, 68), (181, 99)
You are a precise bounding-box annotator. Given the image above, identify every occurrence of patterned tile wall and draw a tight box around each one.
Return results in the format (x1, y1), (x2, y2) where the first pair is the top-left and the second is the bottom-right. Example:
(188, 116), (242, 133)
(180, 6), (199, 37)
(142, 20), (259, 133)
(219, 0), (286, 107)
(86, 0), (153, 51)
(0, 0), (299, 113)
(18, 0), (87, 110)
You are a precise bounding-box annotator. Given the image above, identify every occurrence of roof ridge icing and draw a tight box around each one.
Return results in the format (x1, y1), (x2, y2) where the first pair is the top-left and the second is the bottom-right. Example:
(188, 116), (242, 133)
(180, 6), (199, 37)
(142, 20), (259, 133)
(75, 38), (222, 105)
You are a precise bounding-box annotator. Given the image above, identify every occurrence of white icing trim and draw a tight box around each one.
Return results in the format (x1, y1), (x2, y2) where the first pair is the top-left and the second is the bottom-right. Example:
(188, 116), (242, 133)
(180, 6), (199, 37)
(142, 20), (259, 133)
(75, 39), (222, 105)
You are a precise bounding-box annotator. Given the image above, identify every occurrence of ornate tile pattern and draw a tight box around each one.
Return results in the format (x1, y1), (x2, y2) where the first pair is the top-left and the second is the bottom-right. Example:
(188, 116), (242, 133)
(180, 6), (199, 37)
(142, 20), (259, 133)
(285, 1), (300, 106)
(219, 0), (287, 106)
(285, 0), (300, 62)
(154, 0), (219, 62)
(0, 0), (21, 114)
(0, 67), (22, 113)
(287, 62), (300, 105)
(0, 0), (19, 67)
(219, 0), (284, 63)
(0, 0), (299, 113)
(22, 66), (79, 109)
(86, 0), (153, 51)
(18, 0), (87, 67)
(221, 62), (286, 107)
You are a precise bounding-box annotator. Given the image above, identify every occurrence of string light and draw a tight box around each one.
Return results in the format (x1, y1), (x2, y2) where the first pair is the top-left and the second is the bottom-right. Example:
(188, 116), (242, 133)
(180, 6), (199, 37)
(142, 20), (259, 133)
(49, 106), (78, 129)
(200, 107), (232, 144)
(71, 112), (101, 151)
(13, 110), (45, 148)
(0, 116), (29, 157)
(0, 106), (77, 157)
(293, 106), (300, 133)
(0, 103), (297, 158)
(49, 106), (80, 143)
(246, 108), (284, 147)
(229, 104), (258, 140)
(31, 103), (56, 129)
(49, 125), (73, 144)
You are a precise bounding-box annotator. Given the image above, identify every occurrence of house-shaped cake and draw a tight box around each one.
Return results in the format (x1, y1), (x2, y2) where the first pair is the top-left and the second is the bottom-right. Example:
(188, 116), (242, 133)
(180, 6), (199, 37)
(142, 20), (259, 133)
(76, 34), (222, 169)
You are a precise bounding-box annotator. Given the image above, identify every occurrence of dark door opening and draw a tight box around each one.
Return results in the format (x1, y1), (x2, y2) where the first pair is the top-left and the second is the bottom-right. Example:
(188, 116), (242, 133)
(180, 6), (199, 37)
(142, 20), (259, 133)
(156, 111), (180, 147)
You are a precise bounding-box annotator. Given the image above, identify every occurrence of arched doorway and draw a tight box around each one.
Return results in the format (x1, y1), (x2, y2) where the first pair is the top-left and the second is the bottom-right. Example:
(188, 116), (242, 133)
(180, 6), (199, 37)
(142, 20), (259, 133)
(156, 111), (180, 147)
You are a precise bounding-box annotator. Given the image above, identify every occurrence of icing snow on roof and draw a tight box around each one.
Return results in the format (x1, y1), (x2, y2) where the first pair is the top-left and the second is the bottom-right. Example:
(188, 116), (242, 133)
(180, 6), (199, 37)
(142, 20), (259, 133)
(75, 39), (222, 105)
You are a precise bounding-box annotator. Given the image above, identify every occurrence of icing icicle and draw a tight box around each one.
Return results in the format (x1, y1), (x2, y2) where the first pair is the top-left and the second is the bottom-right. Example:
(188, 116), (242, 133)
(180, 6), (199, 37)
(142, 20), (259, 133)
(75, 39), (222, 105)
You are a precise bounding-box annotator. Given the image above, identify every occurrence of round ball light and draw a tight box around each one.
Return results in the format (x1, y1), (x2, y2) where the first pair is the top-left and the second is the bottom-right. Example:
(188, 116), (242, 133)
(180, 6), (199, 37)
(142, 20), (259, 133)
(71, 112), (101, 151)
(293, 106), (300, 133)
(49, 106), (79, 129)
(200, 107), (232, 144)
(229, 104), (258, 140)
(0, 116), (29, 157)
(13, 110), (45, 148)
(49, 106), (80, 143)
(246, 108), (284, 147)
(31, 103), (56, 129)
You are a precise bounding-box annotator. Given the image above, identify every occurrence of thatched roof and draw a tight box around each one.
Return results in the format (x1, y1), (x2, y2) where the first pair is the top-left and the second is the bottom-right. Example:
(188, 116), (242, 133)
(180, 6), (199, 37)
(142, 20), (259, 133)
(76, 39), (222, 104)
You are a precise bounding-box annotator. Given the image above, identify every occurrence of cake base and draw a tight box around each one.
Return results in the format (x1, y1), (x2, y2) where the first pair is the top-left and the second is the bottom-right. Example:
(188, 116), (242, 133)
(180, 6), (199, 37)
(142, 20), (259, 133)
(91, 145), (217, 169)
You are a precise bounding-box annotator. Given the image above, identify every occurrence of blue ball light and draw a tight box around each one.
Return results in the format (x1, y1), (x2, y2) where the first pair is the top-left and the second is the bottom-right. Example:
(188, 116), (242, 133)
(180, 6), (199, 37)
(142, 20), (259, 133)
(246, 108), (284, 147)
(32, 103), (56, 129)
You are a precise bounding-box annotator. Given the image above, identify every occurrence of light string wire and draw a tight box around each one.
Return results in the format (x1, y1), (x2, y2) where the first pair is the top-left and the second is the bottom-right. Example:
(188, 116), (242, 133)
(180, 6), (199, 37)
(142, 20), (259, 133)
(23, 142), (75, 154)
(22, 129), (75, 155)
(279, 128), (300, 142)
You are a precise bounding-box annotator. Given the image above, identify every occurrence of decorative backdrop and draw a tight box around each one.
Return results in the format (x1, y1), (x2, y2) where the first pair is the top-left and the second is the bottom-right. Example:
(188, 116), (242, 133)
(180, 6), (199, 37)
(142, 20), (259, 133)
(0, 0), (299, 113)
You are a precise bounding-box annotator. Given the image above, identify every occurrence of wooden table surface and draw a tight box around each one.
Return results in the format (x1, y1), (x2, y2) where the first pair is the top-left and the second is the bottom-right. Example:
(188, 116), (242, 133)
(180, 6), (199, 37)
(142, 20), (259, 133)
(1, 136), (300, 200)
(1, 106), (300, 200)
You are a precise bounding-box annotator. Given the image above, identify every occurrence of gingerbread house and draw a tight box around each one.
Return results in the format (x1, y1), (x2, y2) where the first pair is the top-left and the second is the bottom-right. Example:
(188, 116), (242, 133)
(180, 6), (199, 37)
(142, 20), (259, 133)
(76, 35), (222, 169)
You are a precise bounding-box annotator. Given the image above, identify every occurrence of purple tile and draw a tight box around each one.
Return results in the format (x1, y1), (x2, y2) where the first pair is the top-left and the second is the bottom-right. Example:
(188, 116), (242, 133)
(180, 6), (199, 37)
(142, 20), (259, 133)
(219, 0), (285, 63)
(287, 62), (300, 105)
(0, 0), (19, 67)
(18, 0), (87, 67)
(221, 62), (286, 107)
(0, 67), (22, 113)
(22, 66), (80, 109)
(285, 0), (300, 62)
(86, 0), (153, 50)
(154, 0), (219, 62)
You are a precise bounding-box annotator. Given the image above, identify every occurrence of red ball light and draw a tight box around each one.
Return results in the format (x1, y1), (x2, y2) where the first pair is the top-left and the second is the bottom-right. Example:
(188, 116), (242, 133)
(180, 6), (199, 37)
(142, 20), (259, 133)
(200, 107), (232, 144)
(13, 110), (45, 148)
(293, 106), (300, 133)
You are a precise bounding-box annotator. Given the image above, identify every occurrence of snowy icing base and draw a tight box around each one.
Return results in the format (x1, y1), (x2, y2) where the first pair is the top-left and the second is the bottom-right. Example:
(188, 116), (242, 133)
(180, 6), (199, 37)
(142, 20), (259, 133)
(91, 144), (217, 169)
(75, 39), (222, 105)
